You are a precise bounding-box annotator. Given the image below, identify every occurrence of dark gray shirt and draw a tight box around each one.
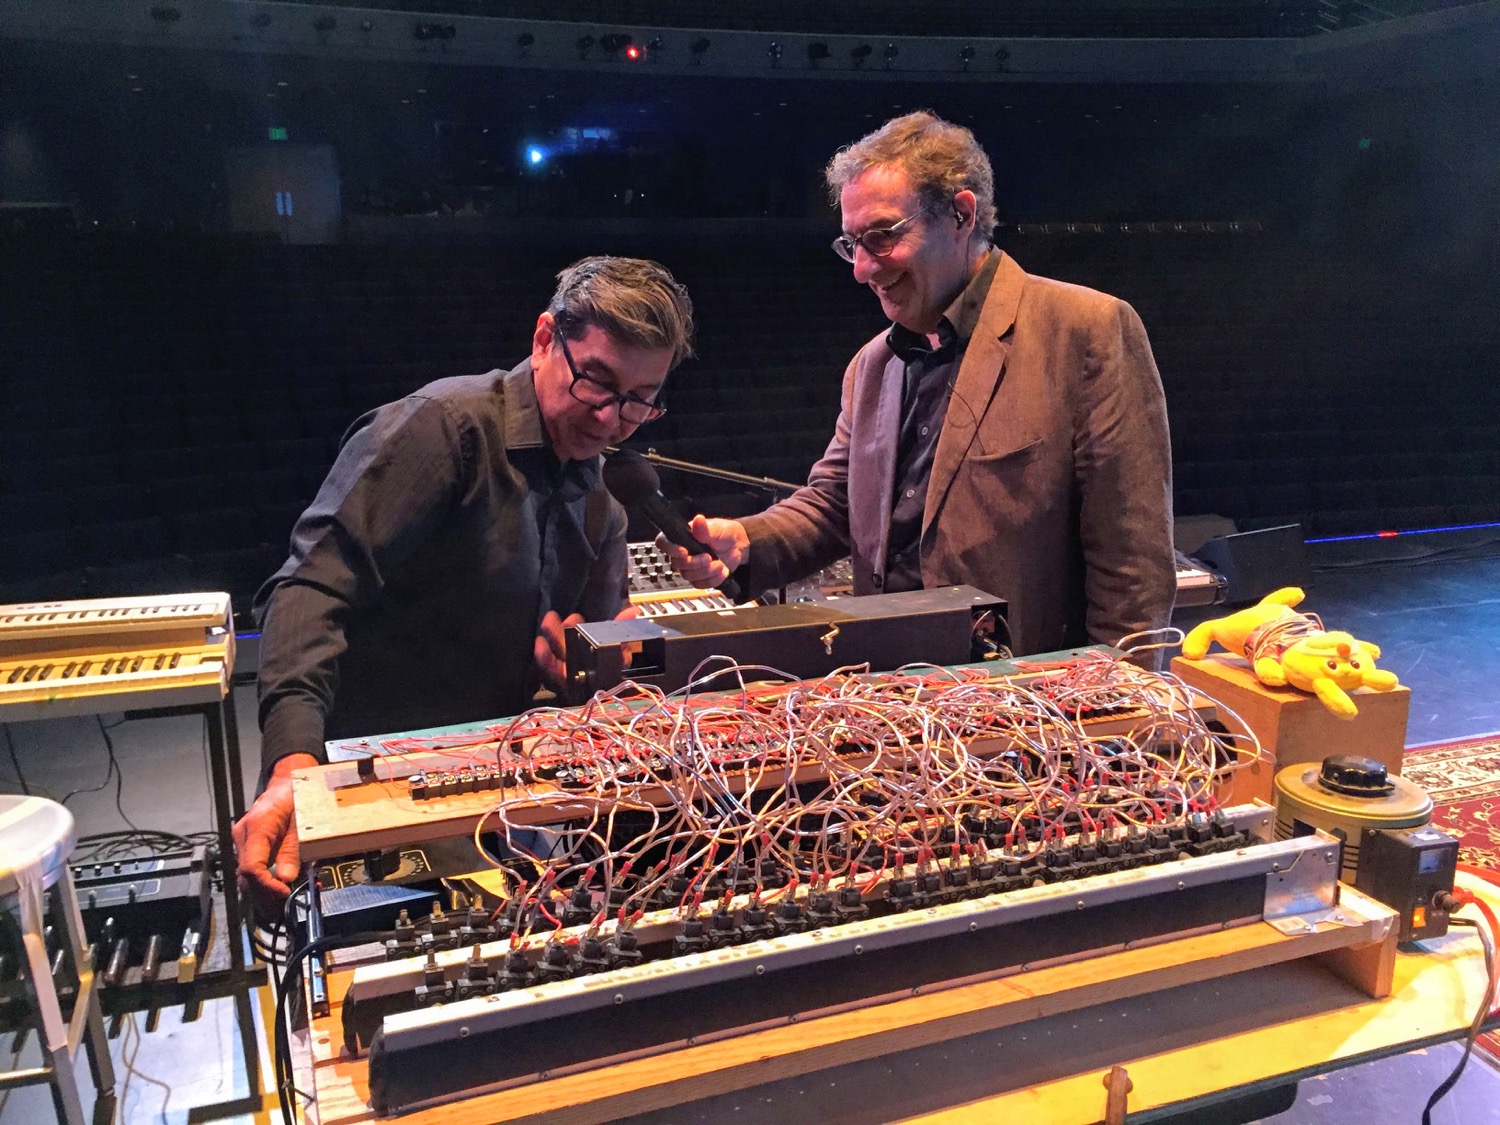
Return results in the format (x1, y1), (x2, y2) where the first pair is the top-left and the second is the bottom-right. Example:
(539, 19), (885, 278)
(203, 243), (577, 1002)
(882, 250), (1001, 592)
(254, 361), (628, 782)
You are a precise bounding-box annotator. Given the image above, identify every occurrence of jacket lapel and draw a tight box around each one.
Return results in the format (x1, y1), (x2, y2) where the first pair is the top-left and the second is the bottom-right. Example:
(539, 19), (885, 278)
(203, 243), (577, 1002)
(923, 252), (1025, 530)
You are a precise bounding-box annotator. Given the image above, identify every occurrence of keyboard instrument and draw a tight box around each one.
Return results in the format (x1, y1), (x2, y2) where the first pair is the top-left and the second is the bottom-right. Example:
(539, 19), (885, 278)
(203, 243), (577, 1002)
(625, 542), (735, 616)
(1175, 561), (1229, 608)
(0, 593), (234, 720)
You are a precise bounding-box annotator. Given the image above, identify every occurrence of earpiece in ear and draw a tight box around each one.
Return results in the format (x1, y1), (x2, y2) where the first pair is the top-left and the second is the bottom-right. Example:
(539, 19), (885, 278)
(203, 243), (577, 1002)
(954, 210), (965, 226)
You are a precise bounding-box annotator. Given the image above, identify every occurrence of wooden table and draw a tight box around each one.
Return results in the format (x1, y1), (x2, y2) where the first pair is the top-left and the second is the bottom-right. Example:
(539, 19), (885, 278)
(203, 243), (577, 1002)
(292, 872), (1498, 1125)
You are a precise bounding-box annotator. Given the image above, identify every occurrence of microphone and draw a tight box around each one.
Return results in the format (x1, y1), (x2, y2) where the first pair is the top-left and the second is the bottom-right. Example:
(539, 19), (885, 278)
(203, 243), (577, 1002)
(603, 449), (742, 602)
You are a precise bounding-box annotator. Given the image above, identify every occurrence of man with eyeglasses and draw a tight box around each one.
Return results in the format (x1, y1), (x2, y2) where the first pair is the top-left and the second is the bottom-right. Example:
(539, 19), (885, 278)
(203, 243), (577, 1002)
(668, 111), (1174, 663)
(235, 256), (693, 912)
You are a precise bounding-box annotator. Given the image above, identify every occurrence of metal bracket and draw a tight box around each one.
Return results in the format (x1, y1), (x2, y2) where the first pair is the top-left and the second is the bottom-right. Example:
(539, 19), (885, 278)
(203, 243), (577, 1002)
(1262, 836), (1341, 921)
(1266, 906), (1363, 936)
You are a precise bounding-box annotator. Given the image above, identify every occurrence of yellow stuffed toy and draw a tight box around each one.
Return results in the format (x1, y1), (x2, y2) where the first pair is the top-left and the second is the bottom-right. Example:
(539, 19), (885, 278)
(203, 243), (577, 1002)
(1181, 587), (1399, 719)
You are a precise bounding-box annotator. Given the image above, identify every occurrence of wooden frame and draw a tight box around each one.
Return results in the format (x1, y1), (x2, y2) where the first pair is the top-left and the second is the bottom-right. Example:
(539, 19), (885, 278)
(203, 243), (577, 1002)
(300, 887), (1400, 1125)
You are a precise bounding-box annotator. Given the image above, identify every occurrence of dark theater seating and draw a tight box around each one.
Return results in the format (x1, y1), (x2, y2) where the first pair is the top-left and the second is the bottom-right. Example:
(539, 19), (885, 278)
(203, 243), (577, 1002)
(2, 228), (1497, 616)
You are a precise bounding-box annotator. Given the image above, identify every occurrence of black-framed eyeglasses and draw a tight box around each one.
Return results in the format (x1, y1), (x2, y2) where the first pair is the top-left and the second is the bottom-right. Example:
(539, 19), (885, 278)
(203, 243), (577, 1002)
(556, 332), (666, 425)
(831, 213), (919, 263)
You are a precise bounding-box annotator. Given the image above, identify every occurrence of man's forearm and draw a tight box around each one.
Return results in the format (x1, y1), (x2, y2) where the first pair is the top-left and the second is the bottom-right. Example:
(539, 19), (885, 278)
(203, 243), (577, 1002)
(257, 696), (331, 790)
(270, 752), (320, 779)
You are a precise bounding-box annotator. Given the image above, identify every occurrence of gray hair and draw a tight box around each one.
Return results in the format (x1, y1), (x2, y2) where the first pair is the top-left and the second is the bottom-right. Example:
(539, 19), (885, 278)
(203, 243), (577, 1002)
(825, 111), (997, 235)
(549, 256), (695, 369)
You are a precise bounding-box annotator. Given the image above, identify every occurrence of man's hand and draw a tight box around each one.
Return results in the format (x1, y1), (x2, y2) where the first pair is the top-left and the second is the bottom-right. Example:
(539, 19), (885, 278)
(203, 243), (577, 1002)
(658, 516), (749, 589)
(534, 610), (584, 693)
(232, 752), (318, 923)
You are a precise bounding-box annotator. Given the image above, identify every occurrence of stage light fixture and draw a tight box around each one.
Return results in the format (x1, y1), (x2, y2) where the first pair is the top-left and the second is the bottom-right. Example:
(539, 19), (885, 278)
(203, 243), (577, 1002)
(625, 44), (643, 61)
(807, 42), (831, 66)
(851, 43), (872, 69)
(647, 36), (664, 51)
(767, 41), (782, 66)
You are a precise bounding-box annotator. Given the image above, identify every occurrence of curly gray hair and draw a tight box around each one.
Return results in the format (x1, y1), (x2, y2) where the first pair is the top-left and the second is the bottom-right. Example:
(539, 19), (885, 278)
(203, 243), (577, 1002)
(825, 111), (997, 235)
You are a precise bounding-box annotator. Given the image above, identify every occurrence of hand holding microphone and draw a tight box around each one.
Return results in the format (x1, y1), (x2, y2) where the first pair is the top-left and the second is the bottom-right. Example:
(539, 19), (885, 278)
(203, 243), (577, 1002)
(602, 449), (748, 601)
(665, 514), (750, 592)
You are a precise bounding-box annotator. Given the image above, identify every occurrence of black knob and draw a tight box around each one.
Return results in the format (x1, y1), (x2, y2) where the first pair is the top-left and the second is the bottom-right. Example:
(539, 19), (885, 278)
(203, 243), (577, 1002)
(1317, 755), (1395, 797)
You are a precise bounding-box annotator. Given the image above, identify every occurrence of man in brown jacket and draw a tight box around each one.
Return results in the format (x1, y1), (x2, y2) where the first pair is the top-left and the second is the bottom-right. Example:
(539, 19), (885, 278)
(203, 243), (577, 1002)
(670, 112), (1175, 658)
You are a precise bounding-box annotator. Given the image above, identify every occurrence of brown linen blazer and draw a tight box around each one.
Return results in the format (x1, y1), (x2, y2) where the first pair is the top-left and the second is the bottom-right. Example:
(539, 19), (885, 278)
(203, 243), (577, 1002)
(739, 252), (1176, 658)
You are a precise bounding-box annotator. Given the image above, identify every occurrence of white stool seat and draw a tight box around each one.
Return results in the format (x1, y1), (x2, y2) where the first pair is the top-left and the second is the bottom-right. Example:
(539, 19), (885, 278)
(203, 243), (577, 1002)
(0, 793), (114, 1122)
(0, 794), (77, 899)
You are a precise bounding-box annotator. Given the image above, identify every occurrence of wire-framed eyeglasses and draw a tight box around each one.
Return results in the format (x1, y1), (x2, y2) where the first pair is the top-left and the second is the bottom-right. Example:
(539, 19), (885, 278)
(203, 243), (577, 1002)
(556, 332), (665, 425)
(831, 213), (919, 263)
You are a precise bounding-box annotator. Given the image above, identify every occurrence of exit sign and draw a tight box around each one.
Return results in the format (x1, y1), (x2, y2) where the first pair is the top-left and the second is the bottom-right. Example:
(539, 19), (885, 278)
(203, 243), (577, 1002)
(268, 127), (288, 141)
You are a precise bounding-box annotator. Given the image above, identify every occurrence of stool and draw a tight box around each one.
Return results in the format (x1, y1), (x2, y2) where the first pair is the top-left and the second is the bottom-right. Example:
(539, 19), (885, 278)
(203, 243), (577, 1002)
(0, 795), (116, 1123)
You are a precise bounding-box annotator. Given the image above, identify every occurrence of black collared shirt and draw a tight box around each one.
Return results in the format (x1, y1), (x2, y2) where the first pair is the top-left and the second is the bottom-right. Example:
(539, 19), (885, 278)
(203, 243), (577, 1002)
(881, 249), (1001, 592)
(253, 361), (627, 781)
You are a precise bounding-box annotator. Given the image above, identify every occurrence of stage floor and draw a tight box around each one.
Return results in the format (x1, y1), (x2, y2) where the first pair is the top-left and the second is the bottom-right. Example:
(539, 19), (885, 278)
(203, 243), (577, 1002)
(1, 529), (1498, 1123)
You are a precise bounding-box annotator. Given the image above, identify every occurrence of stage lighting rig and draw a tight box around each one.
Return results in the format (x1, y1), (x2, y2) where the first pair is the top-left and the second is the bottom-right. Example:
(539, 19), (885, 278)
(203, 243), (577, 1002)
(851, 43), (873, 69)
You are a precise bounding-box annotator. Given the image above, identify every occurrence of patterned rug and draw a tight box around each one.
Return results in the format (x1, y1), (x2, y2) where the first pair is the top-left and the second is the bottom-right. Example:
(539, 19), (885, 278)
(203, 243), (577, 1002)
(1403, 734), (1500, 871)
(1402, 733), (1500, 1061)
